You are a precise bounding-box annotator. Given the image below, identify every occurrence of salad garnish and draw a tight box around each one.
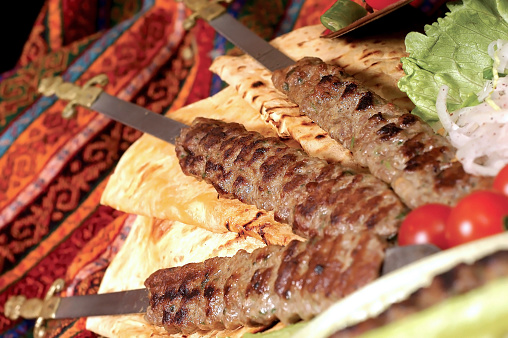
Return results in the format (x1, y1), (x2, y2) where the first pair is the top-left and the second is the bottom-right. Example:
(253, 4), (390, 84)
(399, 0), (508, 176)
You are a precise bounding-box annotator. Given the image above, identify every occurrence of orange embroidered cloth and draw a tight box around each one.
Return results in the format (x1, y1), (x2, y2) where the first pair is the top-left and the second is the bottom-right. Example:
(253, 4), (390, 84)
(0, 1), (335, 336)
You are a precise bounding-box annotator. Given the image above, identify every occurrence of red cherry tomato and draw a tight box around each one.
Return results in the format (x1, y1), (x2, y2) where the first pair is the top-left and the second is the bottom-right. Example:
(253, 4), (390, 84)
(493, 164), (508, 197)
(445, 190), (508, 248)
(398, 203), (451, 249)
(365, 0), (400, 10)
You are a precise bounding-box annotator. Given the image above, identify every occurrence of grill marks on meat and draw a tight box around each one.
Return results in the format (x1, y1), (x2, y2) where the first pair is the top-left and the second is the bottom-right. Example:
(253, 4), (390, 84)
(330, 250), (508, 337)
(175, 117), (405, 239)
(272, 57), (492, 208)
(145, 232), (385, 334)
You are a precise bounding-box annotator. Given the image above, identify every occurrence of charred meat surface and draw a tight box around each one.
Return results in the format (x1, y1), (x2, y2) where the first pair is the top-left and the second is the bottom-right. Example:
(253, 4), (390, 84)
(330, 250), (508, 337)
(272, 57), (492, 208)
(175, 117), (406, 239)
(145, 232), (385, 334)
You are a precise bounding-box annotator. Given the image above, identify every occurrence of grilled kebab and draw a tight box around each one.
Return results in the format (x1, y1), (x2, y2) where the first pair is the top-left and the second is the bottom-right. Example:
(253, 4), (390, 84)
(175, 117), (406, 240)
(145, 231), (385, 334)
(272, 57), (492, 209)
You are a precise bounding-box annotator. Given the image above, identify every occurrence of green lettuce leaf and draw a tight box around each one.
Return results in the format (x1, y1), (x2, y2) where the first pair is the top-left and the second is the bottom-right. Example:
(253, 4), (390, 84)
(398, 0), (508, 123)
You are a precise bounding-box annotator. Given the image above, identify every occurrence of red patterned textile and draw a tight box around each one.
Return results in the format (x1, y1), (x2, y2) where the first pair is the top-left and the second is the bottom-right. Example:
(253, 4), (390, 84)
(0, 1), (335, 336)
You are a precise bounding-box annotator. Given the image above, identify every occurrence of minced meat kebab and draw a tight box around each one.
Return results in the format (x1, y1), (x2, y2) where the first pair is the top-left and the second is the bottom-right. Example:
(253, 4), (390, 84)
(145, 231), (384, 334)
(175, 117), (405, 239)
(272, 57), (492, 209)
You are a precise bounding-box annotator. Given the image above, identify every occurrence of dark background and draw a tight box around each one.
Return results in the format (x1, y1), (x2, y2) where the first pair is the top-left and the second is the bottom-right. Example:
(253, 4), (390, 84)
(0, 1), (445, 75)
(0, 1), (46, 74)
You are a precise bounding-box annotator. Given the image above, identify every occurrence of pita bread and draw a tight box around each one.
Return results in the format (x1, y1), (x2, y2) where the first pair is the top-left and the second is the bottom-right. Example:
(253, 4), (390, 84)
(101, 86), (303, 246)
(86, 215), (272, 337)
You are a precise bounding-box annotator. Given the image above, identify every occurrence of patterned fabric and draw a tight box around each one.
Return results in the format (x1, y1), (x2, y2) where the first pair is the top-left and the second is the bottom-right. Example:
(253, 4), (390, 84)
(0, 0), (445, 336)
(0, 0), (333, 336)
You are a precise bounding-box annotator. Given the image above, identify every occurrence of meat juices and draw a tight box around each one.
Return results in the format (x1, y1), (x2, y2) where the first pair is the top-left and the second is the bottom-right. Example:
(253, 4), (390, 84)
(145, 232), (385, 334)
(175, 117), (406, 239)
(272, 57), (492, 209)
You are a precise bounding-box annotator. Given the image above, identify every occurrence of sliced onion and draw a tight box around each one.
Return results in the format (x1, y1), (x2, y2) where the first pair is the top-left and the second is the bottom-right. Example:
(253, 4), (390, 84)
(436, 81), (508, 177)
(434, 40), (508, 176)
(488, 39), (508, 73)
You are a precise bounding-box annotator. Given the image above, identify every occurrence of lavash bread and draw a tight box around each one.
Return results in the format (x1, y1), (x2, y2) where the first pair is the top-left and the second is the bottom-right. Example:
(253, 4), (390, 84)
(92, 24), (413, 337)
(101, 24), (412, 242)
(95, 86), (305, 337)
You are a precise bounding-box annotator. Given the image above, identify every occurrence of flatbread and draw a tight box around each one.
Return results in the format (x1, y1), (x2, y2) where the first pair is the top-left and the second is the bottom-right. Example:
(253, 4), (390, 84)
(101, 24), (411, 245)
(101, 86), (303, 246)
(210, 25), (412, 173)
(86, 215), (269, 337)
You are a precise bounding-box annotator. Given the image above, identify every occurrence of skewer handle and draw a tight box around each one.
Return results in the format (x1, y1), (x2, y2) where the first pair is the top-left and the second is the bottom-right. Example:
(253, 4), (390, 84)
(38, 74), (108, 118)
(4, 279), (65, 338)
(178, 0), (233, 29)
